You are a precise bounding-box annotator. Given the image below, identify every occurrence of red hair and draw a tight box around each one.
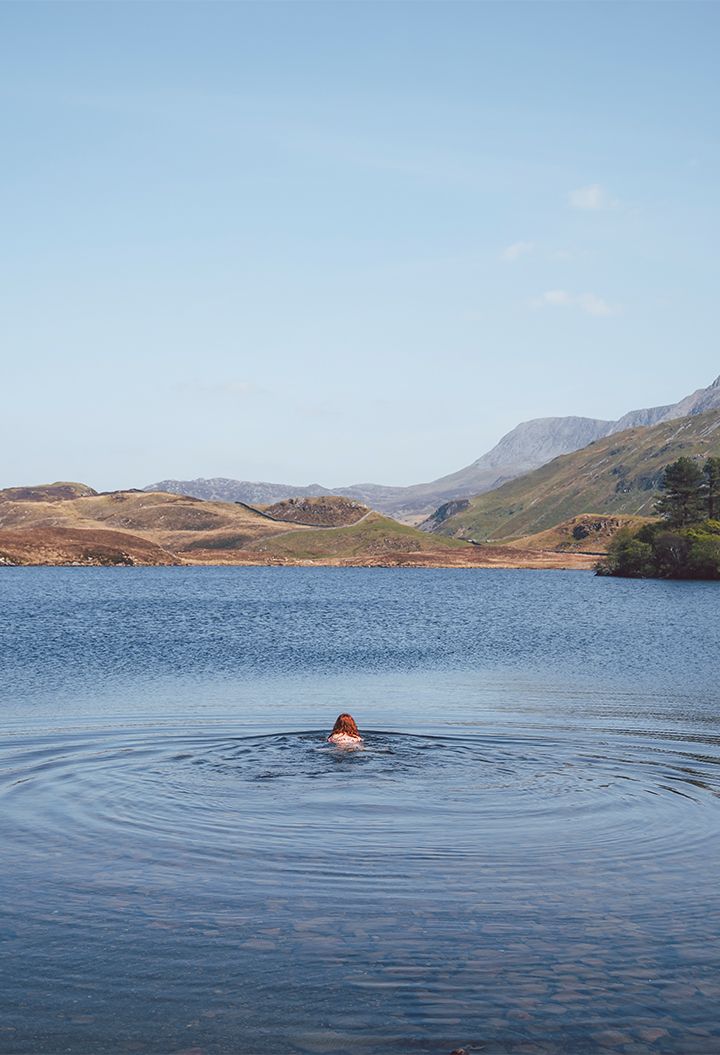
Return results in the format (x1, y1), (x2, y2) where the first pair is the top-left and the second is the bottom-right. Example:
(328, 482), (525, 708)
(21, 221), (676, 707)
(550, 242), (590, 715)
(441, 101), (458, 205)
(330, 713), (361, 737)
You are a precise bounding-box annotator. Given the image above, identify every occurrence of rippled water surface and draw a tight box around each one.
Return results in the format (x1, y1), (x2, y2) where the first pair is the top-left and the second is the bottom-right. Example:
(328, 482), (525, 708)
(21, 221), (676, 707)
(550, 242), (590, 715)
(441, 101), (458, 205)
(1, 567), (719, 1055)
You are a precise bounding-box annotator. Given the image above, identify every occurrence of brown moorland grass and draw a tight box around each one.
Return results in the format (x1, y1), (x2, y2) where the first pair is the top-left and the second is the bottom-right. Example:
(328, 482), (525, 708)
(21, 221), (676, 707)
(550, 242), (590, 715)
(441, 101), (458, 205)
(0, 487), (309, 553)
(0, 485), (597, 569)
(0, 526), (178, 566)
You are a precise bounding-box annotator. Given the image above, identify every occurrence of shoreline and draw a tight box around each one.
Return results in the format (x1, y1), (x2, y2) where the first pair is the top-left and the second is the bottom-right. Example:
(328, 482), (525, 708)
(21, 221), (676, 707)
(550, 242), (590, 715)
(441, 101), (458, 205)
(0, 550), (598, 571)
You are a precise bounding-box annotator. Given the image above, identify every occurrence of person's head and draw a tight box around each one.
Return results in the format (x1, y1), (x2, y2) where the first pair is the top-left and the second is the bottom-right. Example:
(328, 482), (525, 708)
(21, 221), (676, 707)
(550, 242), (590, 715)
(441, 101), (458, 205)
(331, 713), (360, 738)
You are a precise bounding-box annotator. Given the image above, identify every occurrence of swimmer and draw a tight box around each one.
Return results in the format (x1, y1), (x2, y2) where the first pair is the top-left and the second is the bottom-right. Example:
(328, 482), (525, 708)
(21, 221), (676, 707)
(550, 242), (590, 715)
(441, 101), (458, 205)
(327, 713), (363, 746)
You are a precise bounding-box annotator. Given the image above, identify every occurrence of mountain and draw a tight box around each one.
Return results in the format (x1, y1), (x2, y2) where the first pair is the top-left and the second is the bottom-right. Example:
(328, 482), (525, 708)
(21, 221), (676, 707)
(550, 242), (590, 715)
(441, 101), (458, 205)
(142, 418), (613, 520)
(144, 375), (720, 519)
(146, 477), (335, 505)
(427, 408), (720, 542)
(0, 485), (593, 569)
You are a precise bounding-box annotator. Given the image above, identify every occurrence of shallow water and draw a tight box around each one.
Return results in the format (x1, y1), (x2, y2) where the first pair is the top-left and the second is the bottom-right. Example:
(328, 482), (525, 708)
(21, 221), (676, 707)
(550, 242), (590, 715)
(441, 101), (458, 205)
(1, 567), (719, 1054)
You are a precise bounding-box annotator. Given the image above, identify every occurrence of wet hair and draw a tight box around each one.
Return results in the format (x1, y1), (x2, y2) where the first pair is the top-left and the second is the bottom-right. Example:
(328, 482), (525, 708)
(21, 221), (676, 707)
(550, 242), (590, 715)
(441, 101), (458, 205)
(330, 713), (361, 738)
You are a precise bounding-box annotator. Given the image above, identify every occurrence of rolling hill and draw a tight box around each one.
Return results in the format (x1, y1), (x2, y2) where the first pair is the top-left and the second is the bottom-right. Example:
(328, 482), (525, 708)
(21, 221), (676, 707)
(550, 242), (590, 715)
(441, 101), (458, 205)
(427, 409), (720, 541)
(0, 485), (308, 563)
(0, 526), (178, 567)
(0, 484), (595, 569)
(248, 512), (467, 561)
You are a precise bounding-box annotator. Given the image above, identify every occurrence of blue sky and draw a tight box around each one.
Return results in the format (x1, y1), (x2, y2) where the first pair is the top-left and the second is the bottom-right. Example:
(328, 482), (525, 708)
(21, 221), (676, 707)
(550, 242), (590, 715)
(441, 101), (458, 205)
(2, 1), (718, 490)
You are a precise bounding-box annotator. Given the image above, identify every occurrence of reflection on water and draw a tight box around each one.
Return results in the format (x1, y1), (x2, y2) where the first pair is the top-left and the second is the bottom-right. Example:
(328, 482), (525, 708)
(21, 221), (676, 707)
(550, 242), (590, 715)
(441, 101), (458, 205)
(0, 568), (719, 1054)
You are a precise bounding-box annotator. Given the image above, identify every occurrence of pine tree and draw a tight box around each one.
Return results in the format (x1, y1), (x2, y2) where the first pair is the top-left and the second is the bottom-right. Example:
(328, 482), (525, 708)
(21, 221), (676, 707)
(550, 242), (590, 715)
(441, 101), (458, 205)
(655, 457), (706, 527)
(704, 457), (720, 520)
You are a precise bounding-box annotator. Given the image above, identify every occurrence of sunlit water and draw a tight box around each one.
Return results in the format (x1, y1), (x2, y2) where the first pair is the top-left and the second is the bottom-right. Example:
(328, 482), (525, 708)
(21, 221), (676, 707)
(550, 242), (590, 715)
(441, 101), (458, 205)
(1, 567), (719, 1055)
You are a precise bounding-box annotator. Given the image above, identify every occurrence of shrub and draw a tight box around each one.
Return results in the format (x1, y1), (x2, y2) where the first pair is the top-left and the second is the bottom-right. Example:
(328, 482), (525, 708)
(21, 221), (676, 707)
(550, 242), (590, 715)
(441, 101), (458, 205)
(596, 518), (720, 580)
(687, 536), (720, 579)
(598, 528), (654, 578)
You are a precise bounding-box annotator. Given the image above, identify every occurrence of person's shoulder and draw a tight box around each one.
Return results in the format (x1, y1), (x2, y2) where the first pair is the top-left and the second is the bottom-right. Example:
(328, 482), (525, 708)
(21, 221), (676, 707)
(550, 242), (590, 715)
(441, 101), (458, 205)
(328, 732), (363, 744)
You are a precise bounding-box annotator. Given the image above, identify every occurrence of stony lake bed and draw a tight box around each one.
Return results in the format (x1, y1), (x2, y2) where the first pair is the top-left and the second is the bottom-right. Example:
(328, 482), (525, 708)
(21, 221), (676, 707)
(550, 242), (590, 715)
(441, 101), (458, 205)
(1, 567), (719, 1055)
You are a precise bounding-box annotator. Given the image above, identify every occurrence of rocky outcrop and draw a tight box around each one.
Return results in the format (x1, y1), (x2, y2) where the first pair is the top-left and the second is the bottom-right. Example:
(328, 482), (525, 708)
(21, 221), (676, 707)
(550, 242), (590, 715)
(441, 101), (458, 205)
(418, 498), (471, 532)
(262, 496), (369, 527)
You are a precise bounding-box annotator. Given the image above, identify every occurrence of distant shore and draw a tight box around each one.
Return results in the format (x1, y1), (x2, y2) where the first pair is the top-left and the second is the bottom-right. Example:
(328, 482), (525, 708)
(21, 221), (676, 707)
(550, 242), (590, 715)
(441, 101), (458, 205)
(0, 549), (597, 571)
(186, 550), (597, 570)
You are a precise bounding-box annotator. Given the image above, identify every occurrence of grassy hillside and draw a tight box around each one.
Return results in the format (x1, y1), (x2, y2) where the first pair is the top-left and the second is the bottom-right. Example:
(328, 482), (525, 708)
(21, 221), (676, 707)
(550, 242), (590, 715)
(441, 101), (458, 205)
(431, 409), (720, 541)
(240, 512), (596, 567)
(248, 512), (468, 560)
(505, 514), (653, 554)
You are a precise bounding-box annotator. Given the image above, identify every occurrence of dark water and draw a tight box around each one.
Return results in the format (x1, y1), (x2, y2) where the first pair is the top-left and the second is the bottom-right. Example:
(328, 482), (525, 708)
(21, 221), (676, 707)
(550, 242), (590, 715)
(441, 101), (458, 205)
(1, 568), (719, 1055)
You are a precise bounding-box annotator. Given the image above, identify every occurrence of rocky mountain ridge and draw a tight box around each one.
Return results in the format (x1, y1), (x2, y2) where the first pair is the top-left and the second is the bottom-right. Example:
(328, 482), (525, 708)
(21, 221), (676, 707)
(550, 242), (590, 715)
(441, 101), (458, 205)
(148, 477), (335, 506)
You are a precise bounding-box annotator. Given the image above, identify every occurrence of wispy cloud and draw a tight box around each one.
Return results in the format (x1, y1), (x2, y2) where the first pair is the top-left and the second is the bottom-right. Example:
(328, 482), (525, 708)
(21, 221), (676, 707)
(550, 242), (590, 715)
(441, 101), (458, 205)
(531, 289), (618, 317)
(568, 184), (616, 211)
(501, 240), (534, 262)
(548, 248), (575, 262)
(173, 379), (257, 398)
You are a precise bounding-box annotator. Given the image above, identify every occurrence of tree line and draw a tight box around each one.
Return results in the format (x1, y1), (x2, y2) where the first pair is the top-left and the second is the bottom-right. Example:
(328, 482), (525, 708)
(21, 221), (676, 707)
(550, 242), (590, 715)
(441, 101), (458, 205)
(597, 456), (720, 580)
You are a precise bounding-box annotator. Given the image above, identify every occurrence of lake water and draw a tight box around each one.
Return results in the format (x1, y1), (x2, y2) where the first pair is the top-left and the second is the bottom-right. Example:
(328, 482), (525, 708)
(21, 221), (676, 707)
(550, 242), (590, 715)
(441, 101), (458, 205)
(1, 567), (719, 1055)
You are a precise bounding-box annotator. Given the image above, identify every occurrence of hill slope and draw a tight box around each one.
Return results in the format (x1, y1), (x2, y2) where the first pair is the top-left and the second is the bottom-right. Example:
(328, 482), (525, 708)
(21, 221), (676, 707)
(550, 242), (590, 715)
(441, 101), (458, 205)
(0, 487), (309, 563)
(428, 409), (720, 541)
(248, 512), (466, 561)
(504, 514), (653, 554)
(0, 526), (178, 566)
(241, 512), (595, 568)
(0, 484), (594, 568)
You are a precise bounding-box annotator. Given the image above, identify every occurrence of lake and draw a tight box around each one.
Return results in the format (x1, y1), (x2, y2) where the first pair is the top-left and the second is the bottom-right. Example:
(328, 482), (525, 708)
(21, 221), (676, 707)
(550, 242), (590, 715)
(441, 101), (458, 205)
(1, 567), (718, 1055)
